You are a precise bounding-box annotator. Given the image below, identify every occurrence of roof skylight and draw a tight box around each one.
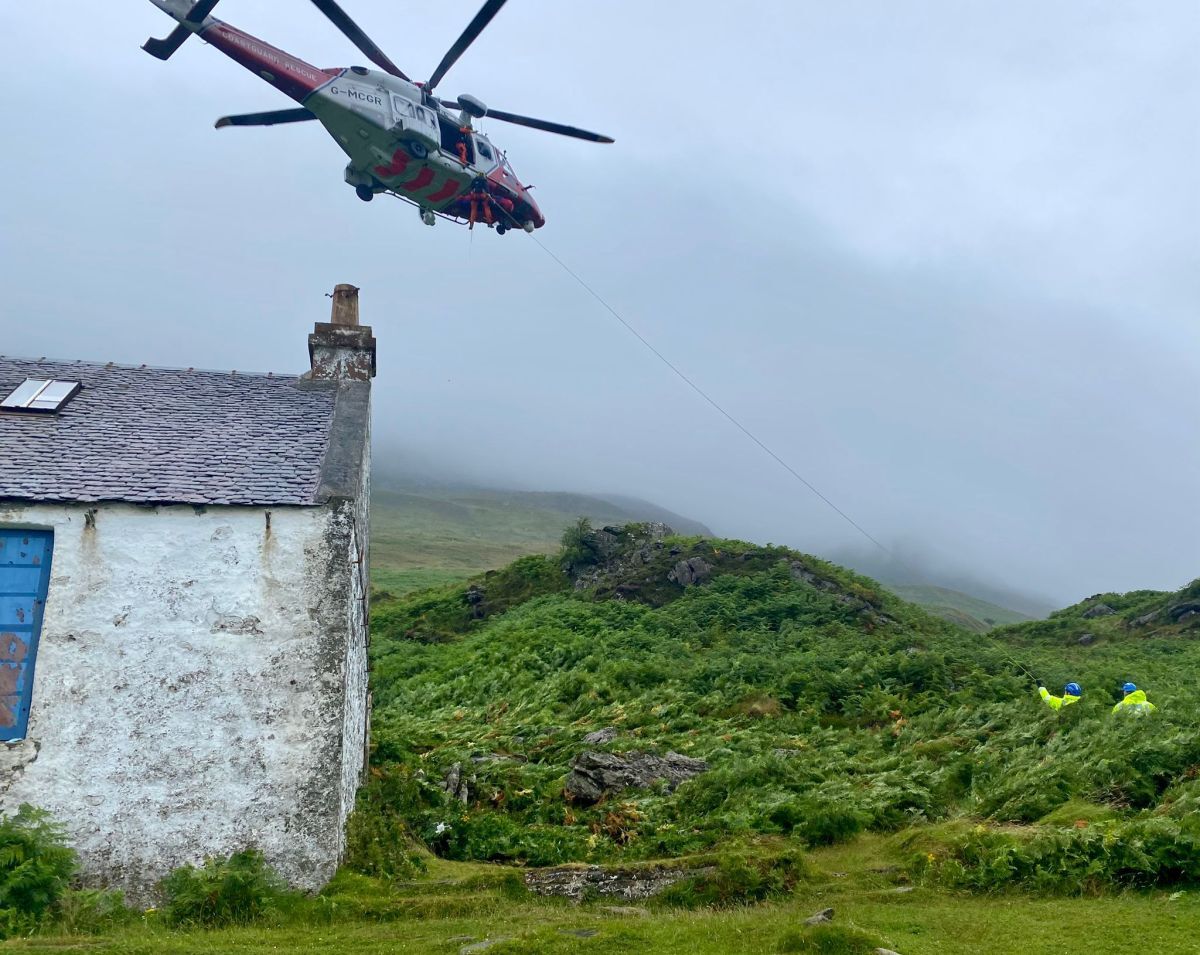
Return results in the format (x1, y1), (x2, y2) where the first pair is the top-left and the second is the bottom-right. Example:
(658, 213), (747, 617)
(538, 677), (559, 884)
(1, 379), (82, 413)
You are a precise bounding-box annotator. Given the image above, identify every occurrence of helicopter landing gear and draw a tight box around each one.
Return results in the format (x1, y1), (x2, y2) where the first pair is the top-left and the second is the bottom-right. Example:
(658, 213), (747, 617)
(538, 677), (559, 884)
(420, 208), (436, 227)
(355, 183), (375, 202)
(495, 221), (507, 235)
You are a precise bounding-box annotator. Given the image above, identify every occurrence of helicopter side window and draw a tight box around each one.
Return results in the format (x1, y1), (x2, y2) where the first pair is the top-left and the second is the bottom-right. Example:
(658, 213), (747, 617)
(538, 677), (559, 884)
(476, 138), (494, 163)
(438, 116), (474, 164)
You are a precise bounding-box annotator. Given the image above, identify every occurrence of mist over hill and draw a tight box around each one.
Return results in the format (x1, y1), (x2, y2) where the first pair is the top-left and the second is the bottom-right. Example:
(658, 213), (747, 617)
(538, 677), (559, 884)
(371, 460), (1053, 627)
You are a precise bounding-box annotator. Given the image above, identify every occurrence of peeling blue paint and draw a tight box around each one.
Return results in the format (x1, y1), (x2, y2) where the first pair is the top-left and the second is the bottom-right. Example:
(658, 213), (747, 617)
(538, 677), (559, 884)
(0, 530), (53, 739)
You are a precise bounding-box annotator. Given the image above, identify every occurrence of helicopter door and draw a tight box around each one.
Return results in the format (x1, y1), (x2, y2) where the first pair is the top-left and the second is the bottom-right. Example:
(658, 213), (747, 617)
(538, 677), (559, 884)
(391, 96), (438, 146)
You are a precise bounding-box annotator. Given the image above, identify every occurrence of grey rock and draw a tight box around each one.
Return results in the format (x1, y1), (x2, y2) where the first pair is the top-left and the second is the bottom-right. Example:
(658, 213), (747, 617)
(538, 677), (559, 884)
(571, 523), (675, 589)
(1082, 603), (1116, 619)
(565, 750), (709, 803)
(583, 727), (619, 745)
(1131, 610), (1159, 627)
(668, 557), (713, 587)
(1077, 633), (1096, 646)
(470, 753), (527, 765)
(460, 940), (511, 954)
(1168, 601), (1200, 624)
(526, 864), (712, 902)
(441, 762), (473, 804)
(804, 907), (834, 925)
(601, 905), (650, 916)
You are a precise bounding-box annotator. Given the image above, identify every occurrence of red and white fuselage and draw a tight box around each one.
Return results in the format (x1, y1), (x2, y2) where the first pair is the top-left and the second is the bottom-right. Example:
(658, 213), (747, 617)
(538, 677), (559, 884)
(144, 0), (545, 228)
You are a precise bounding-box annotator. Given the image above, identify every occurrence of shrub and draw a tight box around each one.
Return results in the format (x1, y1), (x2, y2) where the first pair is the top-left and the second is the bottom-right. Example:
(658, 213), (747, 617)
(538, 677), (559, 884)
(917, 814), (1200, 893)
(343, 774), (428, 880)
(654, 846), (808, 908)
(0, 804), (77, 936)
(159, 849), (298, 927)
(53, 888), (133, 935)
(560, 518), (600, 572)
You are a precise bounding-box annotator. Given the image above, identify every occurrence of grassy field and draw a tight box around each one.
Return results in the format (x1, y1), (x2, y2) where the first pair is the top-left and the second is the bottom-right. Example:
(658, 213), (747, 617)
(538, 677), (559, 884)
(890, 585), (1034, 632)
(11, 838), (1200, 954)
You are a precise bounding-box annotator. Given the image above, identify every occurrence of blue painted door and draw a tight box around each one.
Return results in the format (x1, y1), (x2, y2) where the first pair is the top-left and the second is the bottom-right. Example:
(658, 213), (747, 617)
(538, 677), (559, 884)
(0, 530), (53, 740)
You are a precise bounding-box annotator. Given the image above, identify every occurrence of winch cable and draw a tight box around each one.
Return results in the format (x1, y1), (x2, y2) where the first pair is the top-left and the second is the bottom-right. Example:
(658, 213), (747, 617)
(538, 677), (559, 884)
(519, 228), (1055, 690)
(523, 231), (890, 555)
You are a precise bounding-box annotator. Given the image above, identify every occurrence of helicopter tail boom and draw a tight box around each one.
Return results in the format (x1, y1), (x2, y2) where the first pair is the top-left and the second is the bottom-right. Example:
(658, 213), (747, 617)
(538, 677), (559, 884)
(144, 0), (332, 105)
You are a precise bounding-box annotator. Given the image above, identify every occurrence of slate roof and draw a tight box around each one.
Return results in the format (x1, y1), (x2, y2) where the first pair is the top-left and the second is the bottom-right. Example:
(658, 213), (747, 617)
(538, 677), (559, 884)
(0, 357), (342, 506)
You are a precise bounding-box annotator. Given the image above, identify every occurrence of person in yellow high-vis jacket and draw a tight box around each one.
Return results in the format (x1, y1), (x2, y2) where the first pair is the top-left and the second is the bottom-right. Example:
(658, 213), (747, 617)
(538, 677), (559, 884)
(1113, 683), (1156, 715)
(1039, 682), (1081, 710)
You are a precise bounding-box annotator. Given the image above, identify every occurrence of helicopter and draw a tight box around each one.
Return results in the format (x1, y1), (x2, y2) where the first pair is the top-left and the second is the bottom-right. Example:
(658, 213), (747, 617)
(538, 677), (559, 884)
(141, 0), (613, 233)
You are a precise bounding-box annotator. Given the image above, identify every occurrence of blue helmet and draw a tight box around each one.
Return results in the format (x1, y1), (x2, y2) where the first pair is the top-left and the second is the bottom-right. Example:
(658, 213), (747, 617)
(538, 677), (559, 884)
(1064, 682), (1082, 697)
(1123, 682), (1137, 695)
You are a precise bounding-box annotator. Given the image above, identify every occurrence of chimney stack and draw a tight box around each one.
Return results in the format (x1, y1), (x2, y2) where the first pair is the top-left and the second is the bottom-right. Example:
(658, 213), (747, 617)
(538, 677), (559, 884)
(308, 284), (376, 380)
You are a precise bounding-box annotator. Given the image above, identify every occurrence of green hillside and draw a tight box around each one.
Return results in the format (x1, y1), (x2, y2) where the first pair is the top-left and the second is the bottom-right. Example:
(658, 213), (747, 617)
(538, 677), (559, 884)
(362, 523), (1200, 896)
(891, 584), (1034, 632)
(370, 483), (712, 595)
(20, 527), (1200, 953)
(370, 481), (1036, 630)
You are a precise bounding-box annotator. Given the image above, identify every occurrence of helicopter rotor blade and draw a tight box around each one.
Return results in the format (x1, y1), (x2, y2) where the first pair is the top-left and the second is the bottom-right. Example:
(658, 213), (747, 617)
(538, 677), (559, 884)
(480, 107), (614, 143)
(308, 0), (410, 81)
(425, 0), (508, 93)
(215, 108), (319, 129)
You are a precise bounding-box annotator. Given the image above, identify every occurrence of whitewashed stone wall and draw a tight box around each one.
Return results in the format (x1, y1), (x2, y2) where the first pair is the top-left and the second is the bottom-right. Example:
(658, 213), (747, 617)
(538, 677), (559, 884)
(0, 498), (369, 899)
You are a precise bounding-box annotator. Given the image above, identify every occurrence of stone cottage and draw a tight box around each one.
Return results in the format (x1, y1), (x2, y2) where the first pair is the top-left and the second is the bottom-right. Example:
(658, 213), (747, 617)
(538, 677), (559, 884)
(0, 285), (375, 897)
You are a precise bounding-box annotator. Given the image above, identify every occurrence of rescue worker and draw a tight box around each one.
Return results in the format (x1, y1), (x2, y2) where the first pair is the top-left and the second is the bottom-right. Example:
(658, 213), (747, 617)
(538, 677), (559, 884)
(1112, 682), (1156, 715)
(1038, 681), (1081, 710)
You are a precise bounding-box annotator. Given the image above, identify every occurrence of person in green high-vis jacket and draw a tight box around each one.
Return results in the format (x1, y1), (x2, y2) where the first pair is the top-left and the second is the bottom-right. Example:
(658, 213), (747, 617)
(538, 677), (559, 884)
(1039, 682), (1081, 710)
(1113, 683), (1156, 715)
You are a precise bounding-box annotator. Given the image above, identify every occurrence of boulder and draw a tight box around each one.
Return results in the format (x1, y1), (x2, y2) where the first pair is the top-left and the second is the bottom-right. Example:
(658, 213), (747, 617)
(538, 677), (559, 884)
(668, 557), (713, 587)
(1077, 633), (1096, 646)
(1167, 601), (1200, 624)
(460, 939), (511, 954)
(601, 905), (650, 916)
(582, 727), (619, 745)
(1082, 603), (1115, 619)
(804, 908), (834, 925)
(441, 762), (473, 804)
(565, 750), (709, 803)
(1131, 610), (1160, 627)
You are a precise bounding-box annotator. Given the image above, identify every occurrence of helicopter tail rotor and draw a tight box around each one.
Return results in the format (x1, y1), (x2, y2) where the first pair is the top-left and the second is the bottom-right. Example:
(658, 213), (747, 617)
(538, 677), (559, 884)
(143, 0), (222, 60)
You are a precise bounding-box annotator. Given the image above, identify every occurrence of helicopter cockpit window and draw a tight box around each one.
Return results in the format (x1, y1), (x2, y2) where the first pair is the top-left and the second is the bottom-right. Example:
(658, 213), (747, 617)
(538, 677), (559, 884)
(476, 138), (494, 163)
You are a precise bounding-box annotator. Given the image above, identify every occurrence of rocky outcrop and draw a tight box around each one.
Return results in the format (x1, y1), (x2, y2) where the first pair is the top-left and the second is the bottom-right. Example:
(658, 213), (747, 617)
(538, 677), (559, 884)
(571, 523), (675, 593)
(564, 750), (709, 803)
(1167, 601), (1200, 625)
(441, 762), (473, 804)
(790, 562), (896, 626)
(668, 557), (712, 587)
(582, 727), (619, 745)
(1082, 603), (1116, 619)
(524, 863), (713, 901)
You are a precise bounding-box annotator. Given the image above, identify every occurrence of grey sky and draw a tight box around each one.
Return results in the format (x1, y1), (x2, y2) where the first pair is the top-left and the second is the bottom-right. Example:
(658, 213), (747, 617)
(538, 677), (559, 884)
(2, 2), (1196, 605)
